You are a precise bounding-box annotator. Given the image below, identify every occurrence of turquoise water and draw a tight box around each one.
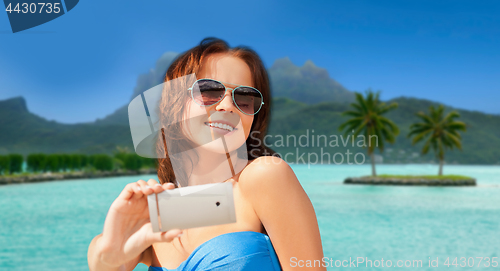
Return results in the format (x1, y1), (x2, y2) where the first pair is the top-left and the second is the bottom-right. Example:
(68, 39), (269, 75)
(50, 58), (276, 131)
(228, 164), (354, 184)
(1, 165), (499, 270)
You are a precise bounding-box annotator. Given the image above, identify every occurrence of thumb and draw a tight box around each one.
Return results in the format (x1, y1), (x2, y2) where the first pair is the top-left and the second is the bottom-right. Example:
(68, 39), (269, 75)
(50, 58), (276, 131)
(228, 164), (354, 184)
(146, 226), (183, 244)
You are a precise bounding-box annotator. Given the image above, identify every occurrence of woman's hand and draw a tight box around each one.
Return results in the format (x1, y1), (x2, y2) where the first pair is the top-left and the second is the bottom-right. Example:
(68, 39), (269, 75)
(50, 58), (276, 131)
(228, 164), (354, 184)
(96, 179), (183, 268)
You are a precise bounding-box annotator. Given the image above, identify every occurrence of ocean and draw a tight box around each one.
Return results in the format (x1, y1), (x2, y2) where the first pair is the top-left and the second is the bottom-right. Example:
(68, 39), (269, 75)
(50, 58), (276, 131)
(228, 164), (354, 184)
(1, 164), (499, 270)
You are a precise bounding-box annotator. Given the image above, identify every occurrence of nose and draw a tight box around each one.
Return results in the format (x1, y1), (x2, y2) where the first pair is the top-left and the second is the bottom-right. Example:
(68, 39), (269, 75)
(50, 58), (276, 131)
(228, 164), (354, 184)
(215, 89), (236, 113)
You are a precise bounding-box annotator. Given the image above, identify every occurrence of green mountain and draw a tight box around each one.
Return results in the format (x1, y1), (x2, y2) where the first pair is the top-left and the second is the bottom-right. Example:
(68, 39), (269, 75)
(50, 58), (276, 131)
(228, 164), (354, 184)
(267, 97), (500, 165)
(2, 95), (498, 164)
(0, 96), (134, 156)
(1, 55), (498, 164)
(94, 105), (128, 126)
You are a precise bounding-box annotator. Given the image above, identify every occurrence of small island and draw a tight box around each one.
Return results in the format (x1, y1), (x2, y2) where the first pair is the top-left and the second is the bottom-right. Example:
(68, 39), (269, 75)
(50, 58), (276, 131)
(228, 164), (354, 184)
(338, 92), (476, 187)
(344, 175), (476, 186)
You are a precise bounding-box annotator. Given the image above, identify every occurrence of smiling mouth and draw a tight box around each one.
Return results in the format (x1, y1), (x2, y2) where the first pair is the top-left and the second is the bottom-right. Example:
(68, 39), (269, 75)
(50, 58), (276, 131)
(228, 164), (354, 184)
(204, 122), (236, 132)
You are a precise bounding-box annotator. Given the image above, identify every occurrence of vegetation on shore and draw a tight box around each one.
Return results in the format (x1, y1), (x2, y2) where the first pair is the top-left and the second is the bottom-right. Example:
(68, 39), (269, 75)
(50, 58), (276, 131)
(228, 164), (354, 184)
(377, 174), (474, 181)
(0, 154), (23, 175)
(0, 168), (157, 185)
(0, 147), (156, 177)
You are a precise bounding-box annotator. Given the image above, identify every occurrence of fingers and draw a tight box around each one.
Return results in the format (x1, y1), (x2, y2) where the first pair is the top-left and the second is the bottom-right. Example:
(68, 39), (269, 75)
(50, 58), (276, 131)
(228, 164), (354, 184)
(131, 183), (144, 200)
(163, 182), (175, 190)
(147, 179), (164, 194)
(122, 179), (176, 201)
(119, 182), (141, 200)
(148, 227), (183, 244)
(136, 179), (174, 195)
(136, 179), (156, 196)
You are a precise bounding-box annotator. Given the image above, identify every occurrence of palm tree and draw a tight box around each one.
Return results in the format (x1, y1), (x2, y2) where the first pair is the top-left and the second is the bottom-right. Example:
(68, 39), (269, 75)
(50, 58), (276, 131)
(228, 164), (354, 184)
(408, 104), (466, 176)
(339, 90), (399, 176)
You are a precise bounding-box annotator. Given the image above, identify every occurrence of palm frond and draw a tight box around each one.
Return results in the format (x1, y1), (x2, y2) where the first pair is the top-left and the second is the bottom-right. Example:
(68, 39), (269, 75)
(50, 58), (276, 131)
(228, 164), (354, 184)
(342, 110), (363, 117)
(354, 92), (368, 114)
(380, 126), (395, 143)
(410, 128), (433, 144)
(421, 137), (432, 154)
(339, 117), (365, 132)
(339, 90), (399, 157)
(379, 117), (400, 135)
(408, 126), (432, 137)
(378, 102), (398, 115)
(442, 110), (460, 123)
(445, 121), (467, 131)
(443, 130), (463, 150)
(409, 123), (432, 131)
(415, 111), (434, 125)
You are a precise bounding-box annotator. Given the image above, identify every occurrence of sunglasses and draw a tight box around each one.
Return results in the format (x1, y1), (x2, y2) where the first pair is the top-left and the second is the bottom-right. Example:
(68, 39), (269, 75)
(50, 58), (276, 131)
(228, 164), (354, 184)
(188, 78), (264, 115)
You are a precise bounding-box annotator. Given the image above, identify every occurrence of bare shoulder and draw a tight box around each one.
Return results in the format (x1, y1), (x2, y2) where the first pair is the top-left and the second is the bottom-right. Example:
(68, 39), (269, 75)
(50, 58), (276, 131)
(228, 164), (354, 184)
(238, 155), (306, 203)
(239, 156), (298, 192)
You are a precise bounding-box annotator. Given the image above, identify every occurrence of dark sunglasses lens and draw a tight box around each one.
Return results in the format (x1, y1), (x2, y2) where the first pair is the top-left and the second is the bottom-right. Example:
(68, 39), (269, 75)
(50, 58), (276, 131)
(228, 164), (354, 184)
(233, 87), (262, 115)
(192, 79), (225, 106)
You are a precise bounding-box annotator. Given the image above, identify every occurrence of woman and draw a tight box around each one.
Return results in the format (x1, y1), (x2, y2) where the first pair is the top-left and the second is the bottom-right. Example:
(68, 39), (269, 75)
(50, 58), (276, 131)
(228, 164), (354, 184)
(88, 38), (326, 271)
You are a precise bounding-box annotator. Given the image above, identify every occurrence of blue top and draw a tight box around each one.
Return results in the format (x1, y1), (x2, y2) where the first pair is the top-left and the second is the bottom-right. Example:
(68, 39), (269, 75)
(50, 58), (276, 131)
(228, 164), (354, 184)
(148, 231), (282, 271)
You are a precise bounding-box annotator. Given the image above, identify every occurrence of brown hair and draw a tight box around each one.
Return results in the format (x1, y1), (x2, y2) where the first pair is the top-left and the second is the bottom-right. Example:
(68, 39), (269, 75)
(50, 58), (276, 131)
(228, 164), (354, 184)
(156, 37), (278, 186)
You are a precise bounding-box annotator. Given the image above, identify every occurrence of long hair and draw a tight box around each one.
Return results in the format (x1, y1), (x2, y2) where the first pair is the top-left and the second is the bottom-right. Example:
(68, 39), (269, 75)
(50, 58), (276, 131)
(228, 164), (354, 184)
(156, 37), (278, 186)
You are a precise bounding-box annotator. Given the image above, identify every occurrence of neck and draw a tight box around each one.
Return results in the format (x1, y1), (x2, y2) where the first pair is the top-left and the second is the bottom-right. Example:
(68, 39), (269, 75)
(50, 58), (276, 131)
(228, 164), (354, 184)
(182, 145), (246, 186)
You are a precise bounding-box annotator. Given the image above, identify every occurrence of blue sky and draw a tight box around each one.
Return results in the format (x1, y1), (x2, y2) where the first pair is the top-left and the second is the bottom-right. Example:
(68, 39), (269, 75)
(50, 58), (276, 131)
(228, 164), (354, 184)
(1, 0), (499, 123)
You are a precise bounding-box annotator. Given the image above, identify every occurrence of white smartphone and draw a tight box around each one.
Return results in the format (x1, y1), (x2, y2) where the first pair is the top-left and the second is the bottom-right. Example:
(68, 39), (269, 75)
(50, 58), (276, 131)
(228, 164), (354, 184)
(147, 182), (236, 232)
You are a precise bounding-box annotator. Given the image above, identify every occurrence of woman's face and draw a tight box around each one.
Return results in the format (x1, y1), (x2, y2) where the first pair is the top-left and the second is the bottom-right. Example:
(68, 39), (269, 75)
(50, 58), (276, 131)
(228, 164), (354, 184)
(183, 53), (255, 154)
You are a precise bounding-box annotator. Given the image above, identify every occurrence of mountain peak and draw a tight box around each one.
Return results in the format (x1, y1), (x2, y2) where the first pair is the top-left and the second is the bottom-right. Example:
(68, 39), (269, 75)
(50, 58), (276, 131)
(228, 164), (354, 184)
(268, 57), (354, 104)
(0, 96), (28, 113)
(271, 57), (295, 69)
(303, 59), (316, 67)
(130, 51), (179, 101)
(300, 59), (329, 80)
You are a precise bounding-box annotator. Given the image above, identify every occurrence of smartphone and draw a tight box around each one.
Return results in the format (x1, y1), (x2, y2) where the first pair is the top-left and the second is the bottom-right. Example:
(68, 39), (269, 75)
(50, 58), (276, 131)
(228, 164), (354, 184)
(147, 182), (236, 232)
